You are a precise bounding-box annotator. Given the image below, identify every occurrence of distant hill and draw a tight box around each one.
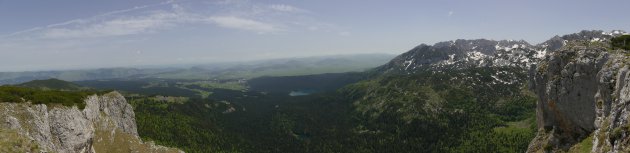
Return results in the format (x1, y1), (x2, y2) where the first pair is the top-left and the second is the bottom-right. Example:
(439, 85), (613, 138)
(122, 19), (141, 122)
(17, 78), (88, 91)
(0, 54), (396, 84)
(0, 68), (172, 85)
(149, 53), (396, 79)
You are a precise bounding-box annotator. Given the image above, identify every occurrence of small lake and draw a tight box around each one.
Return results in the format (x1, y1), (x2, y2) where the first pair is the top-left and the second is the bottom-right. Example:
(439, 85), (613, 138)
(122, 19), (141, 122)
(289, 90), (314, 96)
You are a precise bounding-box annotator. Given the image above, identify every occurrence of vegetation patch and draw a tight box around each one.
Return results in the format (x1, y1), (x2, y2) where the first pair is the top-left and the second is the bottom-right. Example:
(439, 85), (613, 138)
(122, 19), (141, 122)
(568, 134), (593, 153)
(611, 35), (630, 50)
(0, 86), (95, 109)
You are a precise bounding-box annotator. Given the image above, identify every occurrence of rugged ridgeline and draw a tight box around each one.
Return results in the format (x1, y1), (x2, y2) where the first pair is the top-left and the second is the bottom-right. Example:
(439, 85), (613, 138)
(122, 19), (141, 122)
(377, 30), (627, 74)
(0, 91), (182, 153)
(377, 39), (540, 73)
(526, 34), (630, 152)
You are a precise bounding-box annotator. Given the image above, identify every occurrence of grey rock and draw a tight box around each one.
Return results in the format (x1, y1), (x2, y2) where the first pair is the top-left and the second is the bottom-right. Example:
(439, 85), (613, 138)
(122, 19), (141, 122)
(95, 92), (138, 136)
(527, 40), (630, 152)
(0, 91), (181, 153)
(528, 45), (608, 151)
(49, 107), (95, 152)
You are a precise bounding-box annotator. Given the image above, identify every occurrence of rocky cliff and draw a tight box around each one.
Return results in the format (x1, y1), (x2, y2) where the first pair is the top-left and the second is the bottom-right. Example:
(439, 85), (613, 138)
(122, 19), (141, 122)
(527, 39), (630, 152)
(0, 91), (182, 153)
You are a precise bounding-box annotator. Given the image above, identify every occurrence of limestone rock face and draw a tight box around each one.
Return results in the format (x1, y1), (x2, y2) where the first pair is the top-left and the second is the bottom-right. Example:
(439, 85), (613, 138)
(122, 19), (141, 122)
(49, 107), (95, 152)
(527, 43), (630, 152)
(0, 91), (182, 153)
(86, 92), (138, 136)
(530, 46), (608, 147)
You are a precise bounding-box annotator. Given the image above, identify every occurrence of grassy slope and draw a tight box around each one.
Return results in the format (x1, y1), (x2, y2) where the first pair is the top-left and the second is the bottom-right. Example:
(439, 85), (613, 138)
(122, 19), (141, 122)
(0, 129), (40, 152)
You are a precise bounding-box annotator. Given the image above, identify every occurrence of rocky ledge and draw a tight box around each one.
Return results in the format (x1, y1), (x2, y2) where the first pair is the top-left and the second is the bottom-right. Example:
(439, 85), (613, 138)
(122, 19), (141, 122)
(0, 91), (182, 153)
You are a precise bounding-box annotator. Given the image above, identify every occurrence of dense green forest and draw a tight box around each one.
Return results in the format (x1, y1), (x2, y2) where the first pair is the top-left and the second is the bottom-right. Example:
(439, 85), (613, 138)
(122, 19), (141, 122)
(340, 67), (536, 153)
(113, 66), (537, 153)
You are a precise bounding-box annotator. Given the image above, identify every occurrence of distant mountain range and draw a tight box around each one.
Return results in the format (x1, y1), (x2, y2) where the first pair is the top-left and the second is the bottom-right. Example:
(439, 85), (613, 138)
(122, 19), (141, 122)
(0, 54), (395, 84)
(377, 30), (627, 74)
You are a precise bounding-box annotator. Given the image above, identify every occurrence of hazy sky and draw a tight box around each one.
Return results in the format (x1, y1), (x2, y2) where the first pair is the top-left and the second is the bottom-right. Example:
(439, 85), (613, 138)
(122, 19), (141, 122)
(1, 0), (629, 72)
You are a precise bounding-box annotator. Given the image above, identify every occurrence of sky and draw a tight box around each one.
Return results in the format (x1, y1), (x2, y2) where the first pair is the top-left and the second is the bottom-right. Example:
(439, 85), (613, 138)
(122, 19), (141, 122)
(0, 0), (629, 72)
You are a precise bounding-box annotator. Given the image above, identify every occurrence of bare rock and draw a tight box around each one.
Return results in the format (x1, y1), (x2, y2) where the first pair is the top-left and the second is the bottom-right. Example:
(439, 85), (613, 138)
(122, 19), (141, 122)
(528, 43), (630, 152)
(0, 91), (182, 153)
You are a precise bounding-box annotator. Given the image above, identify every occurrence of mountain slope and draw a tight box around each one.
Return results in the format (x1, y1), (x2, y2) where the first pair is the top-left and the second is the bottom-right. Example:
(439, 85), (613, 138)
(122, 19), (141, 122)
(341, 30), (628, 152)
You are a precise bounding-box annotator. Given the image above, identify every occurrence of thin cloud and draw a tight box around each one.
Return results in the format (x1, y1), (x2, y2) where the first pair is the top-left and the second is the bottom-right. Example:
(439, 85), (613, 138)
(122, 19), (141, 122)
(1, 0), (336, 40)
(448, 11), (454, 17)
(43, 11), (184, 38)
(269, 4), (307, 13)
(206, 16), (281, 33)
(0, 1), (172, 39)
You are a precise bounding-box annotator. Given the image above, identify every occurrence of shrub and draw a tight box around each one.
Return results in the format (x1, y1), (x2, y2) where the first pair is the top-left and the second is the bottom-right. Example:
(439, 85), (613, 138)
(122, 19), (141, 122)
(0, 86), (93, 109)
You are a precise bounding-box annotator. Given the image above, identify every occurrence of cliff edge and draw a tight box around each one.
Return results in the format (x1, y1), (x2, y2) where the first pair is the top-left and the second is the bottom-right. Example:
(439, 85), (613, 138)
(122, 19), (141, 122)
(527, 40), (630, 152)
(0, 91), (182, 153)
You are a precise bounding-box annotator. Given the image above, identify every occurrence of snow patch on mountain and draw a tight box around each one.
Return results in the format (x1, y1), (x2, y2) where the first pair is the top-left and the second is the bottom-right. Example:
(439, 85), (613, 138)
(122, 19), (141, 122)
(377, 30), (627, 85)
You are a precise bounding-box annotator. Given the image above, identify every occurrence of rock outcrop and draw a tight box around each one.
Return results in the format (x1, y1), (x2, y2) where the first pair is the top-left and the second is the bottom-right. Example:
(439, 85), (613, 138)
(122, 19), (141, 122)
(527, 40), (630, 152)
(0, 91), (182, 153)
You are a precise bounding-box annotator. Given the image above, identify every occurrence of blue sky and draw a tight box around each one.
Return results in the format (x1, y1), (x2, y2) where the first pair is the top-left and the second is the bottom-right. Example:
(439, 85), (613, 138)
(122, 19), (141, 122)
(0, 0), (629, 72)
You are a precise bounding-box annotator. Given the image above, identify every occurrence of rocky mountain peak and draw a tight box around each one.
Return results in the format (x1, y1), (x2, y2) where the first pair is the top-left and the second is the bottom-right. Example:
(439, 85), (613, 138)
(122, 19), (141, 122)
(377, 38), (540, 74)
(377, 30), (626, 75)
